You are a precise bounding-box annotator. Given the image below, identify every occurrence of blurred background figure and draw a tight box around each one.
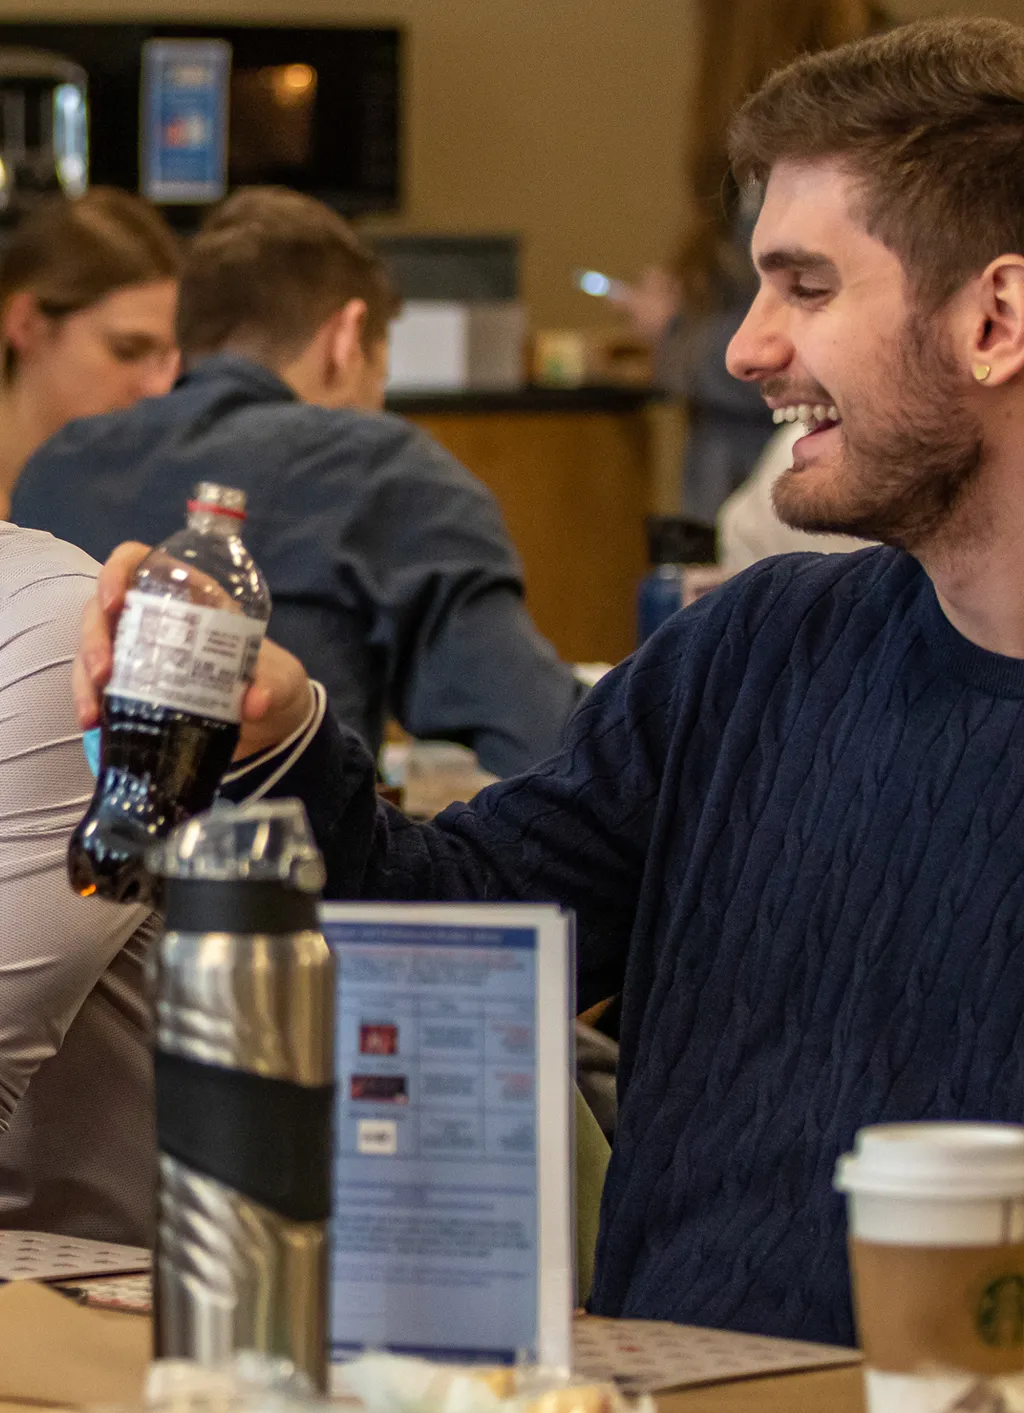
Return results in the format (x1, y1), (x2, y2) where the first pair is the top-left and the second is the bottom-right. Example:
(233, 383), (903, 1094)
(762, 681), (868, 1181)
(0, 187), (180, 520)
(615, 0), (887, 527)
(14, 188), (583, 779)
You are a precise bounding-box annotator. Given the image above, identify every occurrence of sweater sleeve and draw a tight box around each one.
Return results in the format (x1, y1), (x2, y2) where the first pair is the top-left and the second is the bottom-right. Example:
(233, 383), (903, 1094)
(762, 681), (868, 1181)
(224, 606), (701, 1012)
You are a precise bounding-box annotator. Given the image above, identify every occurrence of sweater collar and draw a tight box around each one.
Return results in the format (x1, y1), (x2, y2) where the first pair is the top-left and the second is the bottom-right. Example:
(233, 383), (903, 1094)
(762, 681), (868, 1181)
(176, 353), (298, 405)
(917, 573), (1024, 700)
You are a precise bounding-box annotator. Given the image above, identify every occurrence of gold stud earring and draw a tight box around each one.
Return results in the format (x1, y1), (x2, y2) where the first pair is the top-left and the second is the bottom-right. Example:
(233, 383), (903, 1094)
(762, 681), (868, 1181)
(973, 363), (992, 382)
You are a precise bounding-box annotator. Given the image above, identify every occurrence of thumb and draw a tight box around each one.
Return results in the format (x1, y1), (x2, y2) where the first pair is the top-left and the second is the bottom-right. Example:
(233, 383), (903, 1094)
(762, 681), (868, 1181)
(241, 682), (272, 721)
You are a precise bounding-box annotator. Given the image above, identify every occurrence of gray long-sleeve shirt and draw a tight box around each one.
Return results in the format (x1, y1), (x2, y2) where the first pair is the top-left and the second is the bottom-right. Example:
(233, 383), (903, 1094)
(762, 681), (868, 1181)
(0, 523), (157, 1243)
(13, 355), (580, 778)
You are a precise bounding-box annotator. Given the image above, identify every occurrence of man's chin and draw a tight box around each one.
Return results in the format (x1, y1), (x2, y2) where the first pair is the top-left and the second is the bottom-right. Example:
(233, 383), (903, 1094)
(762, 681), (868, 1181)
(771, 465), (862, 537)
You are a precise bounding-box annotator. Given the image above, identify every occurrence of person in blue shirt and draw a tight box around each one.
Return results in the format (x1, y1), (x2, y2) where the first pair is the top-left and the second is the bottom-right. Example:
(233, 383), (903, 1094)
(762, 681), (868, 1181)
(76, 18), (1024, 1347)
(15, 187), (580, 779)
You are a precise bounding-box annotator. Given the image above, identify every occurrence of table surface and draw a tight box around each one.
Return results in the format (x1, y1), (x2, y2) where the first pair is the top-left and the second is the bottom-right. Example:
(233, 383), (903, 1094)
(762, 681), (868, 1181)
(0, 1367), (867, 1413)
(657, 1365), (865, 1410)
(0, 1299), (867, 1413)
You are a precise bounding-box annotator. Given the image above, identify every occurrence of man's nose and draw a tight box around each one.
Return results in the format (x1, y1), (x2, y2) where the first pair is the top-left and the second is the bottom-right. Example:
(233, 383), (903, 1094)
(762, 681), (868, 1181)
(726, 289), (792, 384)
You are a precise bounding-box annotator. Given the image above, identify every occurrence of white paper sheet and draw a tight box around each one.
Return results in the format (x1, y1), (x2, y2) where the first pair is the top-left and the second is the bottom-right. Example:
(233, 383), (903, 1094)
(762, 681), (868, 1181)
(0, 1230), (150, 1282)
(572, 1315), (862, 1393)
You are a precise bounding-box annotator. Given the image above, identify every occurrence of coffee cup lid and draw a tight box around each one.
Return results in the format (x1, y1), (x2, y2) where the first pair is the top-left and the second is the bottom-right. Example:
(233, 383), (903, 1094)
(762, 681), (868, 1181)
(835, 1123), (1024, 1200)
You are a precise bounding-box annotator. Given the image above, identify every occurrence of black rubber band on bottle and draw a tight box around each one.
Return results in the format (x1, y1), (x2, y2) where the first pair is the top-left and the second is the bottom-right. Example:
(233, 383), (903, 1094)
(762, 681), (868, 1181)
(155, 1051), (334, 1222)
(163, 878), (319, 934)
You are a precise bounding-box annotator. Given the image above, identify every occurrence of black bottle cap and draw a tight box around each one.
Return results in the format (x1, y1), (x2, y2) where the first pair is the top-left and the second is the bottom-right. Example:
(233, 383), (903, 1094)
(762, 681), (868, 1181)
(645, 515), (717, 566)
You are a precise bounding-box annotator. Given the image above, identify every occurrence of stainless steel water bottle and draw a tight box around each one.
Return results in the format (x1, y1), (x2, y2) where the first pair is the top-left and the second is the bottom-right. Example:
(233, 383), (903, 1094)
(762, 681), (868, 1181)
(149, 798), (334, 1389)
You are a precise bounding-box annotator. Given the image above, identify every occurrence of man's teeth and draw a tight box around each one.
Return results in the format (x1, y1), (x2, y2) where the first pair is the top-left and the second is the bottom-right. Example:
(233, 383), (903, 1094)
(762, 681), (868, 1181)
(772, 403), (840, 426)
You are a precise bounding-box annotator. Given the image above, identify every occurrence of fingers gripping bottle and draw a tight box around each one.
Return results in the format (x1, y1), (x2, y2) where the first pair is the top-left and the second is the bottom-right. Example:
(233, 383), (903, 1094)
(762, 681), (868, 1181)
(68, 483), (271, 905)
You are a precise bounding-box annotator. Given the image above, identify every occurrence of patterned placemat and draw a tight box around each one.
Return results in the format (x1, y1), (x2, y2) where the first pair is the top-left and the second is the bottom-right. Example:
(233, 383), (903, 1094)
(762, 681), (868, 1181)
(0, 1231), (150, 1282)
(573, 1315), (862, 1393)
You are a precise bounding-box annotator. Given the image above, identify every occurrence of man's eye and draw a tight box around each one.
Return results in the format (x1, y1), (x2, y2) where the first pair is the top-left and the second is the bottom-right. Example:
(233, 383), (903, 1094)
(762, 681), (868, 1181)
(107, 339), (151, 362)
(791, 284), (829, 302)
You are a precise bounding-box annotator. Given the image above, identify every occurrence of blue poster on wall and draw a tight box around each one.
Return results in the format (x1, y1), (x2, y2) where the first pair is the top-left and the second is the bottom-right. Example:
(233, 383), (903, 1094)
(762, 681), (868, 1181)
(141, 39), (231, 204)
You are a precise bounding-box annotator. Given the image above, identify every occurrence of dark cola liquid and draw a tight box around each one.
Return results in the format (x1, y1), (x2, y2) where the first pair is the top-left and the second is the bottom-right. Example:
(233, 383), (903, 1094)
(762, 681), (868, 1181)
(68, 694), (239, 905)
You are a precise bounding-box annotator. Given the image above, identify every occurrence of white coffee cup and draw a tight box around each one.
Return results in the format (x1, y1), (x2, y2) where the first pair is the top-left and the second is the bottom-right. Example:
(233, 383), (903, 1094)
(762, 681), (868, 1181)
(836, 1123), (1024, 1413)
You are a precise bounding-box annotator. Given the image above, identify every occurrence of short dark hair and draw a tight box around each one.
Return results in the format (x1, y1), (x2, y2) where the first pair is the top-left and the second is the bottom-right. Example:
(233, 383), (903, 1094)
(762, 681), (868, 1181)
(176, 186), (400, 364)
(728, 17), (1024, 310)
(0, 187), (181, 379)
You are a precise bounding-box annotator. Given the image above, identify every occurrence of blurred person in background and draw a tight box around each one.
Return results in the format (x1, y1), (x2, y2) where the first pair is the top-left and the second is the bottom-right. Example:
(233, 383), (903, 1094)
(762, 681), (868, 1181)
(0, 519), (159, 1241)
(616, 0), (886, 526)
(0, 189), (176, 1241)
(0, 188), (180, 520)
(14, 187), (582, 778)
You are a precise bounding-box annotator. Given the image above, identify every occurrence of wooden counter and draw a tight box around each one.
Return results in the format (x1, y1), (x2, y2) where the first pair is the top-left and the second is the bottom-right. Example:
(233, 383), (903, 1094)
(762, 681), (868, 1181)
(390, 387), (681, 666)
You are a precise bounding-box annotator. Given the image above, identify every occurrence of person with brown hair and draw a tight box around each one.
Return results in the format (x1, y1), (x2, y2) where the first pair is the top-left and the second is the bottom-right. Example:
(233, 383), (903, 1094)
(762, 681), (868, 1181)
(617, 0), (884, 525)
(0, 187), (180, 519)
(0, 186), (178, 1242)
(77, 14), (1024, 1338)
(173, 185), (398, 409)
(15, 186), (580, 778)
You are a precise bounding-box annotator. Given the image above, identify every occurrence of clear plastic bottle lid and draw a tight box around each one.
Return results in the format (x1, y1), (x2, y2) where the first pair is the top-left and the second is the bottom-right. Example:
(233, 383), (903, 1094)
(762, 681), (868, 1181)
(187, 482), (248, 520)
(149, 797), (326, 893)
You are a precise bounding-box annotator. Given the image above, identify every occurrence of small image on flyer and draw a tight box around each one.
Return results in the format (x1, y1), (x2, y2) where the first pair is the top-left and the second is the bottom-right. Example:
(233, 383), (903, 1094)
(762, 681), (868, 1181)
(350, 1074), (408, 1103)
(360, 1023), (399, 1055)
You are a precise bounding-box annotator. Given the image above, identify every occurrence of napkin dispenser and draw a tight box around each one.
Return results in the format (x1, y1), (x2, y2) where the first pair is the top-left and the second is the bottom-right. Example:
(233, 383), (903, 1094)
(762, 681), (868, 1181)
(387, 299), (526, 393)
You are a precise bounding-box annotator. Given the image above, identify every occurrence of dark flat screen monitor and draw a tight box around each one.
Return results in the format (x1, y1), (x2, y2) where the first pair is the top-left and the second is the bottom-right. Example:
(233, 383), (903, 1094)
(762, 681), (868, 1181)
(0, 22), (401, 216)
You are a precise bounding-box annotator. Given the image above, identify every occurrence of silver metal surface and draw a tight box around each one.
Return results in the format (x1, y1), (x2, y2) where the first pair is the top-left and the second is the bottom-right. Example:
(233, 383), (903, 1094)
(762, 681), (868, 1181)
(155, 1153), (327, 1388)
(152, 928), (334, 1085)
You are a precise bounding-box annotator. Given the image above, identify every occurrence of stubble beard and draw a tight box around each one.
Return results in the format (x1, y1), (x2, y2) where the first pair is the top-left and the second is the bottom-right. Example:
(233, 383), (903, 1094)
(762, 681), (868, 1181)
(771, 309), (985, 553)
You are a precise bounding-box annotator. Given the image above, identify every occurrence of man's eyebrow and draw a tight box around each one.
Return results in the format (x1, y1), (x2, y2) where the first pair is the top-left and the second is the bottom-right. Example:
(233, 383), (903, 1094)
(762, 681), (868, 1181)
(756, 248), (839, 277)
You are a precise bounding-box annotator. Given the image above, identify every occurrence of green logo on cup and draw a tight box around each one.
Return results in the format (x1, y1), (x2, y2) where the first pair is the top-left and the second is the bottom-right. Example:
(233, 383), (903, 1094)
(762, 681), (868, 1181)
(977, 1274), (1024, 1347)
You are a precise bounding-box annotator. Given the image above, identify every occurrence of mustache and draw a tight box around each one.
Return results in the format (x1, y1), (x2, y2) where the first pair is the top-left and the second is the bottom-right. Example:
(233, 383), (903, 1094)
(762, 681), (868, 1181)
(760, 377), (833, 404)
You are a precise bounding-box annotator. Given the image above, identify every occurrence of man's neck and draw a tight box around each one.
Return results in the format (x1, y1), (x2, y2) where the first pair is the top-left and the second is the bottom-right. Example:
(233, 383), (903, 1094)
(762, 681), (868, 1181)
(919, 454), (1024, 659)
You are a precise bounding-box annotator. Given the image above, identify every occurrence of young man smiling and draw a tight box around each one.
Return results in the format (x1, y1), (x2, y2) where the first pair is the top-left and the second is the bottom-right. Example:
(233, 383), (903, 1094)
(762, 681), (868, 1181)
(77, 18), (1024, 1346)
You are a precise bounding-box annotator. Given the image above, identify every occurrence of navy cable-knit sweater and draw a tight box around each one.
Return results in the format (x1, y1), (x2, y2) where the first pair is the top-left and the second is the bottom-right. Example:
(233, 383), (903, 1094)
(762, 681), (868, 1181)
(233, 546), (1024, 1346)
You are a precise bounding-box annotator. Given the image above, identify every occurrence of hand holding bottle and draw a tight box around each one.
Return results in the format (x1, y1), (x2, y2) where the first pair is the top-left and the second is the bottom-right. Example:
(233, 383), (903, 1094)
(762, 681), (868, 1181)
(70, 488), (317, 903)
(74, 541), (313, 760)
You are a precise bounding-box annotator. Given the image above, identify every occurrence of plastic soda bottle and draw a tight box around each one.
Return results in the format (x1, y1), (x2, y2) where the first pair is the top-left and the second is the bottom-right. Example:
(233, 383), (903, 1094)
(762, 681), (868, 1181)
(68, 482), (271, 904)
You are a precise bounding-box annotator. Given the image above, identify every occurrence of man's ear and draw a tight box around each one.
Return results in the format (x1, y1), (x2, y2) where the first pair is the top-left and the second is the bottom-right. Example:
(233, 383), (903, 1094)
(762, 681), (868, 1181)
(966, 256), (1024, 386)
(325, 298), (369, 388)
(1, 291), (49, 362)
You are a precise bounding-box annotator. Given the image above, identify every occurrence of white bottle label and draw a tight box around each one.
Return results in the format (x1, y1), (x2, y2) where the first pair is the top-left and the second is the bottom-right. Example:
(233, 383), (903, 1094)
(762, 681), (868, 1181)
(107, 590), (266, 724)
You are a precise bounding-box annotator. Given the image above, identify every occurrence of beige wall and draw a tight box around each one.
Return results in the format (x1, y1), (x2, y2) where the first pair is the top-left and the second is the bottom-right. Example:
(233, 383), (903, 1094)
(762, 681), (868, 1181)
(0, 0), (1016, 328)
(0, 0), (695, 330)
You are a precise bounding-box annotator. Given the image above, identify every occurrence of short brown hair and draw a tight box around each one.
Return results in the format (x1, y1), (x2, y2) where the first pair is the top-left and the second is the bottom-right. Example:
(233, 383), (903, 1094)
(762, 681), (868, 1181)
(0, 187), (181, 378)
(176, 186), (399, 364)
(728, 17), (1024, 311)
